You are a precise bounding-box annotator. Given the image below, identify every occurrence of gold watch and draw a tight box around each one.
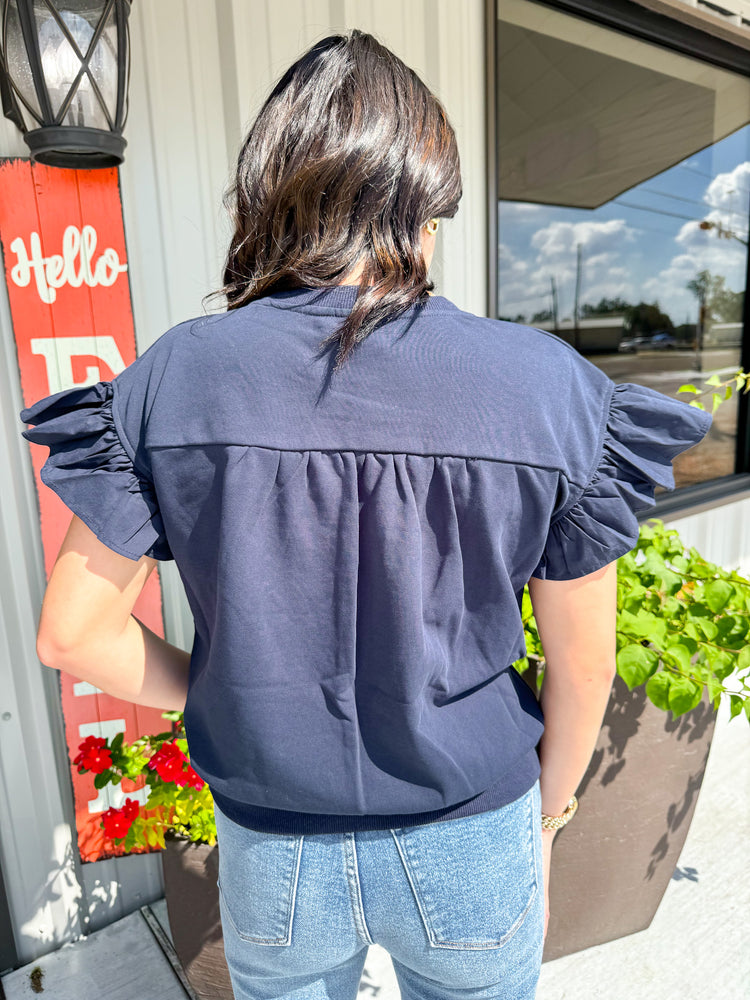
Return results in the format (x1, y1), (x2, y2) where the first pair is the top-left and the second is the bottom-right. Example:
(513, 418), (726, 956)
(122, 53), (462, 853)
(541, 795), (578, 831)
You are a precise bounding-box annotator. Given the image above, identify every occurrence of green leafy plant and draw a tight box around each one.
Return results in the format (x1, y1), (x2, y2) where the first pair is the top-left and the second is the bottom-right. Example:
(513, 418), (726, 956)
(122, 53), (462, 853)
(515, 520), (750, 723)
(73, 711), (216, 848)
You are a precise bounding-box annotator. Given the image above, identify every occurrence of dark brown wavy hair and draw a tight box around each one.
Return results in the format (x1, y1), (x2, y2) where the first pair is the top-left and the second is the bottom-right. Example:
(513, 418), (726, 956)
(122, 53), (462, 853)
(204, 28), (462, 371)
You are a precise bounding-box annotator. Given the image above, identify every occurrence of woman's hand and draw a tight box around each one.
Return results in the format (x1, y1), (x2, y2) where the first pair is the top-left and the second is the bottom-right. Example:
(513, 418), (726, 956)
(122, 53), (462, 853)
(541, 828), (556, 939)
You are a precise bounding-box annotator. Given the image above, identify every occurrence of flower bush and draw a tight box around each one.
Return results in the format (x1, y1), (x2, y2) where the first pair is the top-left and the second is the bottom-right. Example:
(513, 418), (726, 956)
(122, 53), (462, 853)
(73, 711), (217, 849)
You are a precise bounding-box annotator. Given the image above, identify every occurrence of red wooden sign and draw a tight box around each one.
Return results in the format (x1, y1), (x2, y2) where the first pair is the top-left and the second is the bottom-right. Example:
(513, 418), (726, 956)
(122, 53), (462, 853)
(0, 158), (169, 863)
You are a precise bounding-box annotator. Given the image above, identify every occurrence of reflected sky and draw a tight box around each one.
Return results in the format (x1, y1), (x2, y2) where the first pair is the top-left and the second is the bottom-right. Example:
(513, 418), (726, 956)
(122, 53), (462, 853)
(498, 126), (750, 328)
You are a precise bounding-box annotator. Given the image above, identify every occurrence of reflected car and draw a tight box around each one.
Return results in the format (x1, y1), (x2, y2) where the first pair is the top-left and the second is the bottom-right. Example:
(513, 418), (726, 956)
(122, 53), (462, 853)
(618, 336), (650, 353)
(650, 332), (677, 349)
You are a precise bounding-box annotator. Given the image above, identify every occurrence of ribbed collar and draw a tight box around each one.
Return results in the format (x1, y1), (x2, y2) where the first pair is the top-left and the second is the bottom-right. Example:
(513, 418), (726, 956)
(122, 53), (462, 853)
(258, 284), (458, 315)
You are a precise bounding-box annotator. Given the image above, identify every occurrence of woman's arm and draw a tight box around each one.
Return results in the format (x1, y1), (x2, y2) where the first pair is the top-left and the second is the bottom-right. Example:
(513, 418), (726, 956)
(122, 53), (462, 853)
(35, 514), (190, 711)
(527, 560), (619, 936)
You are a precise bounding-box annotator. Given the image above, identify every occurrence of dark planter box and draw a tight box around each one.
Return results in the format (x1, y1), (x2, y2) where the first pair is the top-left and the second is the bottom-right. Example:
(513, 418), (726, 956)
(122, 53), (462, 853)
(532, 670), (717, 961)
(161, 832), (233, 1000)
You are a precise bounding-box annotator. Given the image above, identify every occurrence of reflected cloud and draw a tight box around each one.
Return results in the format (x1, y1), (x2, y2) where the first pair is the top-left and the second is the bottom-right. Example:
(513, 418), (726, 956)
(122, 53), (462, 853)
(530, 218), (635, 261)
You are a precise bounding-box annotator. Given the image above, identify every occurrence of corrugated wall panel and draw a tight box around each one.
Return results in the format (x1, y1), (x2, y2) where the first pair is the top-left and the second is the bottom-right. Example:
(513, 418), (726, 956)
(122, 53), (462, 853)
(669, 496), (750, 576)
(122, 0), (232, 342)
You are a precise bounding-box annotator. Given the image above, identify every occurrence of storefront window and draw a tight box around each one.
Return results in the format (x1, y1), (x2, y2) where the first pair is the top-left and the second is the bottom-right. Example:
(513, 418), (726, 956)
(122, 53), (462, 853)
(496, 0), (750, 488)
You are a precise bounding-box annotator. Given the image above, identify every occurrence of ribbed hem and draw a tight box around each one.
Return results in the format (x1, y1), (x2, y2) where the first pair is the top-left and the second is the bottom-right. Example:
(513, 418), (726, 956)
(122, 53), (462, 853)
(208, 748), (541, 835)
(257, 284), (458, 316)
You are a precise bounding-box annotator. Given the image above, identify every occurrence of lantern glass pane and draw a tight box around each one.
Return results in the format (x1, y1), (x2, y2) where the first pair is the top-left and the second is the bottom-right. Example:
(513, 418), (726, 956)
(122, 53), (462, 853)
(97, 1), (118, 122)
(33, 1), (118, 130)
(5, 1), (43, 122)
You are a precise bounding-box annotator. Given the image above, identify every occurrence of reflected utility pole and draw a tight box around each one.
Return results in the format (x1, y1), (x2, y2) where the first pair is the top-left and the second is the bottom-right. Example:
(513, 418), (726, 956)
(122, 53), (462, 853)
(550, 276), (559, 331)
(573, 243), (582, 352)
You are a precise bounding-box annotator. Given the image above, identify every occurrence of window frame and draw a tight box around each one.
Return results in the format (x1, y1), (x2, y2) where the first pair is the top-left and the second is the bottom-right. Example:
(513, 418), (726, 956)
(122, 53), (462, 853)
(486, 0), (750, 504)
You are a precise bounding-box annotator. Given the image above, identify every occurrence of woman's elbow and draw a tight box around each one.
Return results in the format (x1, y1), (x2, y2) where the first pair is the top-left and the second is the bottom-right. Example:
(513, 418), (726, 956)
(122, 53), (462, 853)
(35, 623), (85, 671)
(36, 633), (63, 669)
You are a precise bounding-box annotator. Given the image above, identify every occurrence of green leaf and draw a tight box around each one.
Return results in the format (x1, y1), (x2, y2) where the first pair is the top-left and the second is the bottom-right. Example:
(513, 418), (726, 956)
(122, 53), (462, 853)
(707, 675), (723, 707)
(730, 694), (744, 719)
(521, 589), (533, 620)
(512, 656), (528, 676)
(695, 617), (718, 641)
(712, 392), (723, 413)
(616, 644), (659, 689)
(682, 622), (703, 642)
(618, 608), (668, 646)
(646, 672), (672, 711)
(677, 384), (700, 395)
(639, 549), (667, 573)
(725, 384), (733, 400)
(705, 373), (722, 386)
(677, 634), (698, 655)
(93, 770), (112, 789)
(667, 676), (703, 717)
(703, 646), (736, 681)
(688, 400), (705, 410)
(716, 614), (748, 646)
(662, 643), (693, 673)
(703, 580), (734, 613)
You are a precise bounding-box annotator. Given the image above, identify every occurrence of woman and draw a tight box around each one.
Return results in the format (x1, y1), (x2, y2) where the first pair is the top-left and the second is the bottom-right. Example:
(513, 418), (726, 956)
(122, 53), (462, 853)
(20, 29), (711, 1000)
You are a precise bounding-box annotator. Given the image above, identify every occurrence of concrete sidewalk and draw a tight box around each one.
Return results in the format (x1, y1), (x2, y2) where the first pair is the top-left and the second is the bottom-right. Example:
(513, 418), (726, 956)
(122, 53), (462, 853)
(2, 699), (747, 1000)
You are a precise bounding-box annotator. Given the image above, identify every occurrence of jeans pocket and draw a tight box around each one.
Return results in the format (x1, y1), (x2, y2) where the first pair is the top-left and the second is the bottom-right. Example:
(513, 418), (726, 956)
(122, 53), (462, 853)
(390, 781), (541, 950)
(214, 804), (304, 946)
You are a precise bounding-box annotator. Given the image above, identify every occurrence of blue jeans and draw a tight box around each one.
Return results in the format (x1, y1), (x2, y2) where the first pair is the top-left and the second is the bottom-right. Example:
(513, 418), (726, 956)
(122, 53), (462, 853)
(214, 780), (544, 1000)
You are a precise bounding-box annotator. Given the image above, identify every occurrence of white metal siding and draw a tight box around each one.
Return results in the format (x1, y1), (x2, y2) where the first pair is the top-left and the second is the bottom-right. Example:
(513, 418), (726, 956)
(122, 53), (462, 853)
(669, 494), (750, 577)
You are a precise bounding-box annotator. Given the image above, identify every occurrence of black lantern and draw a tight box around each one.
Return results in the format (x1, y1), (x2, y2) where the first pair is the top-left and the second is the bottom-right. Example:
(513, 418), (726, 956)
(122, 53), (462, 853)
(0, 0), (131, 168)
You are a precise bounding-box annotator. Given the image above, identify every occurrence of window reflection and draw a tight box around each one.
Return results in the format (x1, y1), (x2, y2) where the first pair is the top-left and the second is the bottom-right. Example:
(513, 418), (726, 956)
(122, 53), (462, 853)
(497, 0), (750, 488)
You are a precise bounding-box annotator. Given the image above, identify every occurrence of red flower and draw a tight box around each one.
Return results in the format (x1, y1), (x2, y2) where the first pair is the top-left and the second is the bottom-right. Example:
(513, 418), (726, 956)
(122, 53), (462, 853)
(73, 735), (112, 774)
(147, 741), (204, 789)
(101, 797), (140, 840)
(184, 766), (205, 790)
(122, 798), (140, 821)
(148, 741), (188, 784)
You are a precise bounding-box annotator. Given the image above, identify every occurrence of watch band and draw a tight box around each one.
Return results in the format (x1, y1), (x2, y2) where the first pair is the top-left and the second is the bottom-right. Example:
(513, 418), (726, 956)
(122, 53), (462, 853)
(541, 795), (578, 830)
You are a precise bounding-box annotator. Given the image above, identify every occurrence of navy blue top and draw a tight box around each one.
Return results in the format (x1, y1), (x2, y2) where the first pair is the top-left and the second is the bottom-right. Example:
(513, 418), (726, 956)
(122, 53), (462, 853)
(19, 285), (713, 833)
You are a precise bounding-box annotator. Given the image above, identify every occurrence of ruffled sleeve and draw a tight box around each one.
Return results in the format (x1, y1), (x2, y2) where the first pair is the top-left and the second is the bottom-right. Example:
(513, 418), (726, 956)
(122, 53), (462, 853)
(530, 381), (713, 581)
(19, 381), (173, 561)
